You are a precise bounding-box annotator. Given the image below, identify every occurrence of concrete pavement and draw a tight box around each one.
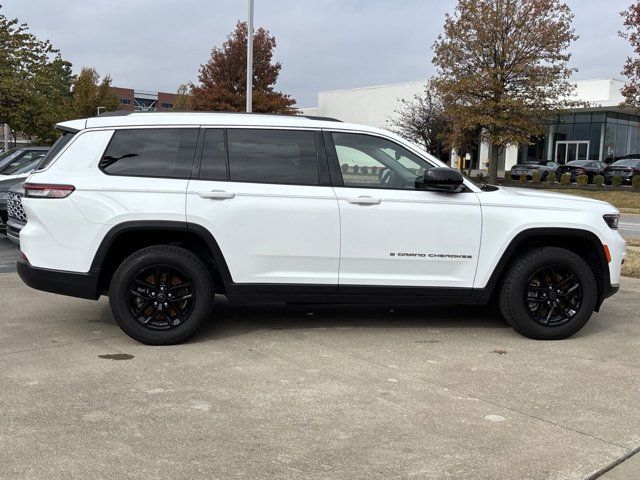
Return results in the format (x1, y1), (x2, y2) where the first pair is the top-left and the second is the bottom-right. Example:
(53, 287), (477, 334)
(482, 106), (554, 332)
(0, 272), (639, 479)
(619, 213), (640, 239)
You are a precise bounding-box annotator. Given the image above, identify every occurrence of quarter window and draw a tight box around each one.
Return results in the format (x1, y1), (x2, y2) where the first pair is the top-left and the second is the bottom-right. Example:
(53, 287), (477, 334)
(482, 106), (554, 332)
(331, 132), (433, 190)
(227, 129), (318, 185)
(100, 128), (198, 179)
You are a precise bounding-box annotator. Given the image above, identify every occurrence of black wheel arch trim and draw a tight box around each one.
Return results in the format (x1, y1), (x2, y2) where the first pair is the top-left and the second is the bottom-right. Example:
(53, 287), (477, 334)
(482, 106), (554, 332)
(480, 227), (611, 308)
(90, 220), (234, 293)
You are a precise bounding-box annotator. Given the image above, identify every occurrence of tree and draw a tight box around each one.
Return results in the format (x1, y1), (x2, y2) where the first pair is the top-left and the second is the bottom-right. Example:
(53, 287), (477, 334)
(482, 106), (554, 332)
(71, 67), (119, 119)
(191, 21), (296, 113)
(432, 0), (578, 183)
(173, 83), (193, 111)
(620, 1), (640, 106)
(0, 6), (73, 143)
(391, 81), (450, 158)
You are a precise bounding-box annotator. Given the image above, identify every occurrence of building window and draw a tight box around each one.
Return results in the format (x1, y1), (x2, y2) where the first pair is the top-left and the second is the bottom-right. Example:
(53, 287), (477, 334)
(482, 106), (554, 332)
(120, 98), (131, 105)
(161, 103), (173, 109)
(134, 98), (157, 112)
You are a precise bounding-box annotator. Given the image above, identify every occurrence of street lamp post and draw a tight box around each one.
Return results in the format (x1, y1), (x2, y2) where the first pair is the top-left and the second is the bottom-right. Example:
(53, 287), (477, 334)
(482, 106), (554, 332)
(246, 0), (254, 113)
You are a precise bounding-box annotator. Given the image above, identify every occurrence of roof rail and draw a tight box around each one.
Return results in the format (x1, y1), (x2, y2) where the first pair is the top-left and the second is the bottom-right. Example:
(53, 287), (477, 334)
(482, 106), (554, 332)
(96, 110), (342, 122)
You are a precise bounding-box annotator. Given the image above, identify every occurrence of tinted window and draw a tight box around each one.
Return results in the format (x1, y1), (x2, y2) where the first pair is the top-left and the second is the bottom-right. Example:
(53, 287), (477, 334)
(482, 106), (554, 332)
(100, 128), (198, 178)
(332, 132), (433, 190)
(566, 161), (591, 167)
(227, 129), (318, 185)
(200, 129), (227, 181)
(36, 132), (73, 171)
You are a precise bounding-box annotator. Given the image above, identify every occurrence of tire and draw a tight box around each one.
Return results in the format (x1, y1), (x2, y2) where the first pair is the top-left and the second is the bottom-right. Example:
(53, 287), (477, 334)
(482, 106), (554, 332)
(498, 246), (597, 340)
(109, 245), (214, 345)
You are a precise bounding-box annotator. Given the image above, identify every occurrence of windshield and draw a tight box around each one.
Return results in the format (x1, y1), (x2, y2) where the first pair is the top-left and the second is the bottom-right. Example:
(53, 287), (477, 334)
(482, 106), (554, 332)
(566, 161), (591, 167)
(611, 159), (640, 167)
(0, 148), (20, 161)
(0, 154), (45, 175)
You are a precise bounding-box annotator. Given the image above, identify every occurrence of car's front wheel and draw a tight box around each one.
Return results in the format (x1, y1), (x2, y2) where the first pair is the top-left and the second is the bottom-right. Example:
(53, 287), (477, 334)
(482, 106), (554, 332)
(498, 247), (597, 340)
(109, 245), (214, 345)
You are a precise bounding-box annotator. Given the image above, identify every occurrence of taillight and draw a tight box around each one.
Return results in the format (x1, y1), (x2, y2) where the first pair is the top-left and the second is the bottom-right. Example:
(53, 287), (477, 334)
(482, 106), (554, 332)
(23, 183), (75, 198)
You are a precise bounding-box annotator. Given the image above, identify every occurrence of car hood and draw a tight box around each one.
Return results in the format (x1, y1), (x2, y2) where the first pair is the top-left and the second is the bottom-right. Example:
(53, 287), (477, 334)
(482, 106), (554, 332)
(476, 186), (617, 214)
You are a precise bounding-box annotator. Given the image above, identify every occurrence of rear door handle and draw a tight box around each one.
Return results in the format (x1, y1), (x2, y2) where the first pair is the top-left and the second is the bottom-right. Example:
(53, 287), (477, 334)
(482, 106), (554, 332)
(346, 196), (382, 205)
(197, 190), (236, 200)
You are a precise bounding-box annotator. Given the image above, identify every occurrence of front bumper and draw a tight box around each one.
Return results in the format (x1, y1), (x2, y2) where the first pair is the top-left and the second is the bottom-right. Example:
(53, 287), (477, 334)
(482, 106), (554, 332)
(17, 259), (100, 300)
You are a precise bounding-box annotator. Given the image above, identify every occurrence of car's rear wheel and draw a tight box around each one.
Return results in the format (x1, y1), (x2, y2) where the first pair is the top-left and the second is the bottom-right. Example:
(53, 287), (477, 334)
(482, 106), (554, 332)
(109, 245), (214, 345)
(498, 247), (597, 340)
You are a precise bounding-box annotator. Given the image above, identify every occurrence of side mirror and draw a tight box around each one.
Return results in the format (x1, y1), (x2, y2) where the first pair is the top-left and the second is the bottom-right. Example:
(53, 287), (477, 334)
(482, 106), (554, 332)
(416, 168), (465, 193)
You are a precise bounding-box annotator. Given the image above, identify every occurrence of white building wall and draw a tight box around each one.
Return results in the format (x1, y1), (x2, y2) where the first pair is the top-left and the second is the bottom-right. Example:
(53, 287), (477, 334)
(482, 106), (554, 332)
(300, 81), (425, 129)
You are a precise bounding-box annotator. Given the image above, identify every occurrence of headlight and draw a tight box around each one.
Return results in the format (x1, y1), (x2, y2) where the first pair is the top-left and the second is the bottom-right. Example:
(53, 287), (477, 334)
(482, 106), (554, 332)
(603, 214), (619, 230)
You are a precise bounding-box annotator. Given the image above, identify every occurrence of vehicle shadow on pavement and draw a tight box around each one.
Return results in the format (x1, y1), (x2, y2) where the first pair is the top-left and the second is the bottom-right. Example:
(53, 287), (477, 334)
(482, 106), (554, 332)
(185, 299), (513, 344)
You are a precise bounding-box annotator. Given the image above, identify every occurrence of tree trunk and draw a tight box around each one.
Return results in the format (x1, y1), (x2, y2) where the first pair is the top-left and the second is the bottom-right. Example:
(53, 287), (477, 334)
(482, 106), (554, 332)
(488, 144), (500, 184)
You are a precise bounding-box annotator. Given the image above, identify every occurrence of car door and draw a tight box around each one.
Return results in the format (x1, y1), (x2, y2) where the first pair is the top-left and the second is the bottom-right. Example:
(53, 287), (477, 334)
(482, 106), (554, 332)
(186, 127), (340, 287)
(326, 131), (481, 290)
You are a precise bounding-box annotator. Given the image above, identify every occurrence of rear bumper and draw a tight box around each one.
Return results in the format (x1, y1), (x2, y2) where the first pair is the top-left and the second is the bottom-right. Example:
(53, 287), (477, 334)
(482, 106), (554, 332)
(6, 218), (24, 245)
(17, 259), (100, 300)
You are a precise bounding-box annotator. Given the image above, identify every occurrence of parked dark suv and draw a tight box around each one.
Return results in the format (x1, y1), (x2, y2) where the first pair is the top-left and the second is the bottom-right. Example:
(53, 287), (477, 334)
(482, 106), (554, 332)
(555, 160), (607, 183)
(604, 158), (640, 184)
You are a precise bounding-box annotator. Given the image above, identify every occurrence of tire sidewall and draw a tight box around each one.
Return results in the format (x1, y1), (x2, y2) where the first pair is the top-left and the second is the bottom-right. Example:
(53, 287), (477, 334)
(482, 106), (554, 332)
(505, 250), (597, 339)
(110, 247), (213, 345)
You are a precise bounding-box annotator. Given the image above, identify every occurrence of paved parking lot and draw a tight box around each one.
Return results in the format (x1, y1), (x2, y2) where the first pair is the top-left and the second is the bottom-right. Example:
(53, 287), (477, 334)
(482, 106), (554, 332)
(1, 265), (639, 479)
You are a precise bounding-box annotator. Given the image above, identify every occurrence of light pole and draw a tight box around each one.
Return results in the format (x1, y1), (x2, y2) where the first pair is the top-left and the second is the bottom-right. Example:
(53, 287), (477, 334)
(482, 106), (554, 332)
(246, 0), (254, 113)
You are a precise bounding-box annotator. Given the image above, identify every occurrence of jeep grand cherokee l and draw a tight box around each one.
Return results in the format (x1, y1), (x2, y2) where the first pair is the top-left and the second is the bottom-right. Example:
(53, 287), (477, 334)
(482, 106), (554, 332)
(16, 112), (626, 345)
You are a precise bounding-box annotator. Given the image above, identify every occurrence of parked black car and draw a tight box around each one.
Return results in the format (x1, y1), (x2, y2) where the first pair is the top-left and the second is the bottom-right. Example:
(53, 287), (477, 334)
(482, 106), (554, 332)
(509, 160), (560, 180)
(555, 160), (607, 183)
(603, 158), (640, 185)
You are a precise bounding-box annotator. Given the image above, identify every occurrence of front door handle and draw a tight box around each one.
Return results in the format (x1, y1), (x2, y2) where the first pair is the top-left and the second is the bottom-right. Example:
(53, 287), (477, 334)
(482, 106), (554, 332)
(197, 190), (236, 200)
(346, 196), (382, 205)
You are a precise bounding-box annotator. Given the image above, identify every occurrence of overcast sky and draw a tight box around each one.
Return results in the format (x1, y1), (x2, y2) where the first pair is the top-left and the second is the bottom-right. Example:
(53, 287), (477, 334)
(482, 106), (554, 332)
(2, 0), (635, 107)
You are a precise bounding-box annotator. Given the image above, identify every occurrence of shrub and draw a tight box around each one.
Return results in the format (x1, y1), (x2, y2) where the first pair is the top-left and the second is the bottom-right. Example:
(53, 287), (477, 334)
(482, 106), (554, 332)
(352, 165), (359, 174)
(504, 171), (511, 181)
(547, 172), (556, 185)
(633, 175), (640, 189)
(360, 166), (368, 175)
(531, 170), (541, 183)
(475, 172), (484, 182)
(593, 174), (604, 187)
(341, 163), (349, 173)
(576, 174), (588, 186)
(612, 175), (623, 188)
(371, 167), (378, 175)
(519, 173), (527, 184)
(560, 172), (571, 185)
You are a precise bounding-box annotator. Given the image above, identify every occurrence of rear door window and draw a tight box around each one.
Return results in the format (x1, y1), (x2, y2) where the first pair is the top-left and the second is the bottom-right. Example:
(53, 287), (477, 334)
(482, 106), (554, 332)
(227, 129), (319, 185)
(35, 132), (73, 171)
(100, 128), (198, 179)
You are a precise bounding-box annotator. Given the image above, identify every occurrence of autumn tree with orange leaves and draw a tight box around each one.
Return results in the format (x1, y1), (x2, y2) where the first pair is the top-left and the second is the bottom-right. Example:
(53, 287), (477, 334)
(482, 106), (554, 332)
(620, 1), (640, 107)
(190, 21), (296, 113)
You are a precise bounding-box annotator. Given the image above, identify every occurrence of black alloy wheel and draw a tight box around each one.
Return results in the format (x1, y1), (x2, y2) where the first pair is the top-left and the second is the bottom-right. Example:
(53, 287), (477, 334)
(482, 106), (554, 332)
(109, 245), (214, 345)
(129, 265), (195, 330)
(524, 265), (582, 327)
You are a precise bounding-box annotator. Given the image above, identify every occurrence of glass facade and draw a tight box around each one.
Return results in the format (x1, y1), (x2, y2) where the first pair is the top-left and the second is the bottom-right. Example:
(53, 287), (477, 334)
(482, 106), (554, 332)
(522, 111), (640, 164)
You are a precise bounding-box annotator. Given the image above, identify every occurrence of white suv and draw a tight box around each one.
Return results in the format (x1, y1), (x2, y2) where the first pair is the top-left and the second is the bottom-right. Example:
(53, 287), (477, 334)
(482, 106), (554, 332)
(17, 112), (626, 344)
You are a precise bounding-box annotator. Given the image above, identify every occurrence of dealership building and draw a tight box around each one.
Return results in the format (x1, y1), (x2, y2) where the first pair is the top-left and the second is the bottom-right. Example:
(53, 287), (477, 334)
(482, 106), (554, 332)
(111, 86), (177, 112)
(301, 78), (638, 171)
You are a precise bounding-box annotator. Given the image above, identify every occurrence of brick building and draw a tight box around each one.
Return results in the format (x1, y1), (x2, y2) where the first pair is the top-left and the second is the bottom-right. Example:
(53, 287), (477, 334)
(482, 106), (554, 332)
(111, 87), (177, 112)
